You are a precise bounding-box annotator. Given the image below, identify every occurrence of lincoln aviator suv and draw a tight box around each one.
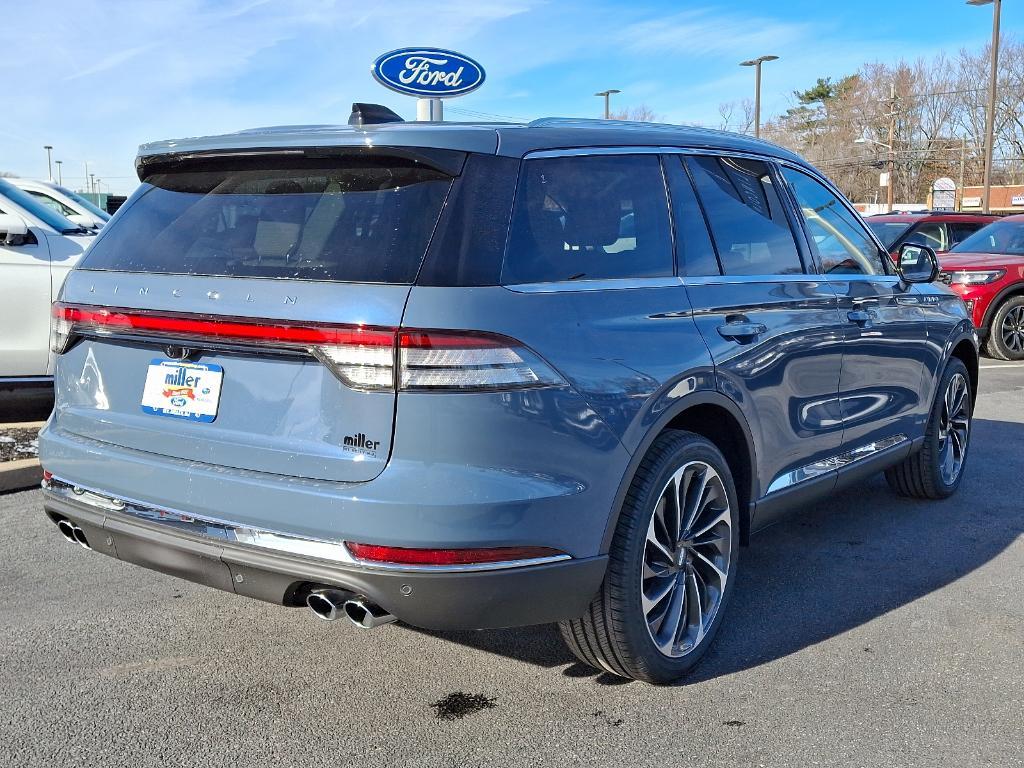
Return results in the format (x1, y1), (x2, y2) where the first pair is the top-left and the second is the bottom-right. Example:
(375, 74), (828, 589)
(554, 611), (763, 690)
(39, 106), (978, 683)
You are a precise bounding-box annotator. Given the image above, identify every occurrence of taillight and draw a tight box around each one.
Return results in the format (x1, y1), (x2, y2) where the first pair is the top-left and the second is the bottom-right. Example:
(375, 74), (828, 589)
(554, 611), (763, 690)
(346, 542), (566, 566)
(399, 331), (563, 391)
(51, 303), (564, 393)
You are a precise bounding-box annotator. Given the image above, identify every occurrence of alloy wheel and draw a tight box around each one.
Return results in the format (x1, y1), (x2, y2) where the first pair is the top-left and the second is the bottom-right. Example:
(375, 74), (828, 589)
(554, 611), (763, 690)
(641, 461), (732, 658)
(938, 372), (970, 485)
(1000, 305), (1024, 354)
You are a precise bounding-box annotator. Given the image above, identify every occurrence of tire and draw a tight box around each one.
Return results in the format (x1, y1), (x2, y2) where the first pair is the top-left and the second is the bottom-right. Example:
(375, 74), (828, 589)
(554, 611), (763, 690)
(885, 357), (972, 500)
(559, 430), (740, 684)
(984, 295), (1024, 361)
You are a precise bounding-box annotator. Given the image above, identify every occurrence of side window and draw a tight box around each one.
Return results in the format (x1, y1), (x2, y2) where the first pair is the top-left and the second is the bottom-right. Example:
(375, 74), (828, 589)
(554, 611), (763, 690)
(27, 190), (77, 218)
(502, 154), (673, 284)
(665, 157), (720, 276)
(781, 167), (888, 275)
(685, 155), (803, 276)
(949, 223), (982, 247)
(904, 222), (947, 251)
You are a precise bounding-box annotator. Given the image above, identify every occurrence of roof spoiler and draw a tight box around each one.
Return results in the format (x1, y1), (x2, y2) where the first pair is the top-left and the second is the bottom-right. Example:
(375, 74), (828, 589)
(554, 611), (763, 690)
(348, 103), (404, 127)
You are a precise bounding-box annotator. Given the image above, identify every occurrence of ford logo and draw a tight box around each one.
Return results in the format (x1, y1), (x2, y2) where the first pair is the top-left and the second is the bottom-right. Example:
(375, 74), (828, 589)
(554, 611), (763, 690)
(372, 47), (485, 98)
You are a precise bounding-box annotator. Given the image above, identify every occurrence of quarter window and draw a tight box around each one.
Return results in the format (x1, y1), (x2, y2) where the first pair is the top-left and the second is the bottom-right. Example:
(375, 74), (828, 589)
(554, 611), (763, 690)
(502, 154), (673, 284)
(685, 156), (803, 276)
(781, 167), (887, 275)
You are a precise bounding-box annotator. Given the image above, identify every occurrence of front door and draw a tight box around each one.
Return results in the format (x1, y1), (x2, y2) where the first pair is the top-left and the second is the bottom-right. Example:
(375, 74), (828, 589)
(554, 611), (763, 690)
(0, 223), (51, 378)
(780, 166), (935, 450)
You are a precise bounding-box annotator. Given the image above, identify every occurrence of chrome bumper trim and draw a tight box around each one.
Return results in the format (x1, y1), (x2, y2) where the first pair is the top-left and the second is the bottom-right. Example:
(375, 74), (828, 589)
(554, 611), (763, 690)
(41, 476), (571, 573)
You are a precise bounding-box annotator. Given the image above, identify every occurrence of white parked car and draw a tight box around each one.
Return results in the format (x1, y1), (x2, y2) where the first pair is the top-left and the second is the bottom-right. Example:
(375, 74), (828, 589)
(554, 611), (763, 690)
(0, 179), (95, 382)
(8, 178), (111, 231)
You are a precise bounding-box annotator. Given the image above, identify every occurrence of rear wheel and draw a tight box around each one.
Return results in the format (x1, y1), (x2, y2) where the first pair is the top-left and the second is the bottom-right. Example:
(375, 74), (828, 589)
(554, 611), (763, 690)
(559, 430), (739, 683)
(984, 295), (1024, 361)
(885, 357), (972, 499)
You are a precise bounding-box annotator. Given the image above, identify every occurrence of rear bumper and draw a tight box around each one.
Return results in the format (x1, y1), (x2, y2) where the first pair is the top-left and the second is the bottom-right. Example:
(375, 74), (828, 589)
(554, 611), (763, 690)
(41, 481), (607, 630)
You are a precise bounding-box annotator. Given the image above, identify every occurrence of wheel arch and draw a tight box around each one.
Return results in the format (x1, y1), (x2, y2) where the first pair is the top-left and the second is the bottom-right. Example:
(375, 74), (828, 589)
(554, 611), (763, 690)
(949, 335), (979, 405)
(980, 283), (1024, 332)
(601, 392), (758, 551)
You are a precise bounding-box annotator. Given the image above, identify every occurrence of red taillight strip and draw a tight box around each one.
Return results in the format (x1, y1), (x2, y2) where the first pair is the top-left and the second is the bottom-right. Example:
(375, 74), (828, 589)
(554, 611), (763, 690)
(53, 302), (395, 347)
(346, 542), (566, 566)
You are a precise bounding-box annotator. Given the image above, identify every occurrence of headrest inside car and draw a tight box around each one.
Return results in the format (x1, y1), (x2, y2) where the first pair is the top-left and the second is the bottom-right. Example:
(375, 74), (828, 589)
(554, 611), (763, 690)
(562, 194), (622, 248)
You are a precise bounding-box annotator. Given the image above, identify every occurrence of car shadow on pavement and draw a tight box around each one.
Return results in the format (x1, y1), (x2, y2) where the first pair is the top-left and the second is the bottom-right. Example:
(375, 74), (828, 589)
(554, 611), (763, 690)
(413, 417), (1023, 683)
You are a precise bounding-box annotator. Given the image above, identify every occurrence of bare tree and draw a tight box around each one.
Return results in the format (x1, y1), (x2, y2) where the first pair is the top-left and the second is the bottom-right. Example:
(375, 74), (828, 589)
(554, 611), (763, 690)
(609, 105), (662, 123)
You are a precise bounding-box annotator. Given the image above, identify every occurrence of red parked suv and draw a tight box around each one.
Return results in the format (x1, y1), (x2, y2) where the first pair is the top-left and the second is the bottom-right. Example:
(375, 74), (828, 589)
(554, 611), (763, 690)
(866, 211), (998, 259)
(939, 214), (1024, 360)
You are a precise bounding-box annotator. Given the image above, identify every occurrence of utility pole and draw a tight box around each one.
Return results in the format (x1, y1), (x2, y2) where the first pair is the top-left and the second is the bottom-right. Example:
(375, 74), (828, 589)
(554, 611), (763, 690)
(594, 89), (621, 119)
(958, 137), (968, 210)
(44, 145), (53, 180)
(55, 160), (63, 186)
(739, 55), (779, 139)
(967, 0), (1001, 214)
(83, 162), (90, 194)
(886, 83), (897, 213)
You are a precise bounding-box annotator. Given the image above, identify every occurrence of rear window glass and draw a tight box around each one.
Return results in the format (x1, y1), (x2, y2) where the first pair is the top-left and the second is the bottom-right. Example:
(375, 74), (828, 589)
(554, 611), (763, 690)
(80, 157), (455, 283)
(686, 156), (803, 276)
(502, 154), (673, 284)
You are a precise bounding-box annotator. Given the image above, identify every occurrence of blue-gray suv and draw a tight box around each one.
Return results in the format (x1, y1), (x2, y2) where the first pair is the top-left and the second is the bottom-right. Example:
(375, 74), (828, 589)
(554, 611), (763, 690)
(39, 106), (978, 683)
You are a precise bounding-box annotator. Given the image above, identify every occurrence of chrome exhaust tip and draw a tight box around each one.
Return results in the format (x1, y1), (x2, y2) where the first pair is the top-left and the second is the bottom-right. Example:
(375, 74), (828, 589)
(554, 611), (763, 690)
(343, 598), (397, 629)
(55, 519), (77, 544)
(305, 589), (350, 622)
(70, 524), (90, 549)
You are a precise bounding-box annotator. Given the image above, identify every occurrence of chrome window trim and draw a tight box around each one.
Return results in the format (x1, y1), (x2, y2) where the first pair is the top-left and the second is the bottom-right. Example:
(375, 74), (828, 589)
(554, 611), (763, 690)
(42, 476), (571, 573)
(504, 276), (683, 293)
(682, 273), (828, 287)
(765, 434), (908, 495)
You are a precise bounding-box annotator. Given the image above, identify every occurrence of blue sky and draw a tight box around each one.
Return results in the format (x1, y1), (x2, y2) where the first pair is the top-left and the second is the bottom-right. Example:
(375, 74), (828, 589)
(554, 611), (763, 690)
(3, 0), (1019, 194)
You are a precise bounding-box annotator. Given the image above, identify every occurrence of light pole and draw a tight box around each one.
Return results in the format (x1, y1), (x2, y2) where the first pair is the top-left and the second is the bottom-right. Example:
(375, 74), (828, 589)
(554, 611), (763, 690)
(739, 55), (778, 138)
(89, 173), (96, 195)
(967, 0), (1001, 214)
(43, 145), (53, 180)
(54, 160), (63, 185)
(594, 89), (621, 119)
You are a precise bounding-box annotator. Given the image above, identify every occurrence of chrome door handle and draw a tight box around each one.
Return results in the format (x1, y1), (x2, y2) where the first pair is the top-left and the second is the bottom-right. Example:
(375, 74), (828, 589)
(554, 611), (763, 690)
(717, 322), (767, 341)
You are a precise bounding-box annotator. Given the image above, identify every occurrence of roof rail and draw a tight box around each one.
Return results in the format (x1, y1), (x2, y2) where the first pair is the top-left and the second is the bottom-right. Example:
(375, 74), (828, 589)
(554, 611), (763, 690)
(527, 117), (690, 131)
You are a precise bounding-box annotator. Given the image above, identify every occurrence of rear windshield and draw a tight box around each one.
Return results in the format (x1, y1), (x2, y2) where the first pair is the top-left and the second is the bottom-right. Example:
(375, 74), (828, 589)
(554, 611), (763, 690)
(80, 156), (455, 283)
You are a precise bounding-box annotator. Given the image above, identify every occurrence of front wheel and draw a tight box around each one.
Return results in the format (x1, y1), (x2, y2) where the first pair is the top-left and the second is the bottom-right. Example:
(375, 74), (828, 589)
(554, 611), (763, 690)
(885, 357), (972, 499)
(985, 295), (1024, 361)
(559, 430), (739, 684)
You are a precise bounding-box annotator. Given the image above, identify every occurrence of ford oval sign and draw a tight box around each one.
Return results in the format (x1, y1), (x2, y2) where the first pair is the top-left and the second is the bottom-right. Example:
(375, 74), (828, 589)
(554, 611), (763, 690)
(372, 48), (485, 98)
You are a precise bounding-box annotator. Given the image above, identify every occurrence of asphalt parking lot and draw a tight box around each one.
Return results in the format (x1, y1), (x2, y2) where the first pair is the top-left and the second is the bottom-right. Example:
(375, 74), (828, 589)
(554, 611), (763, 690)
(1, 363), (1021, 768)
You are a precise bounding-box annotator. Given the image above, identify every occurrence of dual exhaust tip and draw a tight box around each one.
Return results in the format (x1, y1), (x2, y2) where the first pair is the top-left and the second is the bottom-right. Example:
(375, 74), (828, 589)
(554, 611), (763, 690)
(55, 518), (90, 549)
(306, 589), (397, 629)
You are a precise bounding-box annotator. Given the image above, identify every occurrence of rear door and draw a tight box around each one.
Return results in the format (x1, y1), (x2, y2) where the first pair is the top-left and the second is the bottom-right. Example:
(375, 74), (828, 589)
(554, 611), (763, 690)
(780, 166), (934, 450)
(53, 150), (461, 483)
(672, 154), (846, 500)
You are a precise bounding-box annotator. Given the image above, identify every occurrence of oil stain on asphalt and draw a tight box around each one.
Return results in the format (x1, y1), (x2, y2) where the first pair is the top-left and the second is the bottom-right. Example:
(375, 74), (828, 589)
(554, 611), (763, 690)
(432, 693), (497, 721)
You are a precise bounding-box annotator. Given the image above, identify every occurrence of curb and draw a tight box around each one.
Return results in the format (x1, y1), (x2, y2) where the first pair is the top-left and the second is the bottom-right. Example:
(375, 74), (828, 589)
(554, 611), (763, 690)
(0, 421), (44, 493)
(0, 458), (42, 493)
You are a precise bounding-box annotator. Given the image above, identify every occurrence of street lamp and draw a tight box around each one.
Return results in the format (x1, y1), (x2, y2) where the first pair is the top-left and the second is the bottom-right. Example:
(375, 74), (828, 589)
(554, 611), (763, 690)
(967, 0), (1001, 214)
(594, 89), (621, 120)
(54, 160), (63, 185)
(739, 55), (778, 139)
(43, 145), (53, 181)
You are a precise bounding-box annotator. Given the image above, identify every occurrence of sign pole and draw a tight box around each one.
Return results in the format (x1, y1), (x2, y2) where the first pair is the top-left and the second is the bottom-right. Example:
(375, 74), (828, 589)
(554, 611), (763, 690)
(416, 98), (443, 122)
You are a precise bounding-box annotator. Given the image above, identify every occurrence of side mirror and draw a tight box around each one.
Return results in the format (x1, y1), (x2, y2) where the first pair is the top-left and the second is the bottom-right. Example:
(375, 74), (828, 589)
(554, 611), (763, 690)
(66, 213), (96, 230)
(895, 243), (939, 284)
(0, 213), (29, 246)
